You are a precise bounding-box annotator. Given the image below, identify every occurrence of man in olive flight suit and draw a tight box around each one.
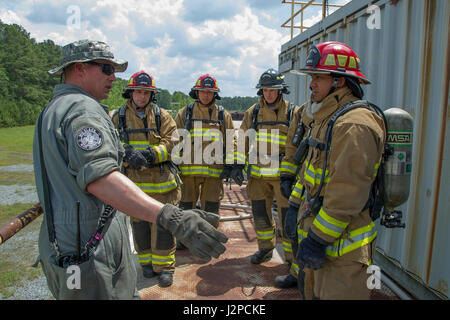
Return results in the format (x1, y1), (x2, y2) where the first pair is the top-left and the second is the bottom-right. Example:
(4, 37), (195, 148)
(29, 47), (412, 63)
(33, 39), (227, 300)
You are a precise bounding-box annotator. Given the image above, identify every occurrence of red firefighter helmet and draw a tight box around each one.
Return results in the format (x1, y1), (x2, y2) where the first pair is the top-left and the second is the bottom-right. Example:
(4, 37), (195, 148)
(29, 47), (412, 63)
(298, 41), (370, 84)
(189, 74), (221, 100)
(122, 71), (158, 99)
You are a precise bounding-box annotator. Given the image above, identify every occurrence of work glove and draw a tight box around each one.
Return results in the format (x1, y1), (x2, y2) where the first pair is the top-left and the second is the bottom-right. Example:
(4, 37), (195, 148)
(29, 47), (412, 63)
(280, 175), (295, 199)
(157, 204), (228, 262)
(230, 165), (245, 186)
(284, 205), (299, 240)
(123, 144), (148, 170)
(219, 165), (233, 180)
(296, 231), (328, 270)
(142, 147), (156, 165)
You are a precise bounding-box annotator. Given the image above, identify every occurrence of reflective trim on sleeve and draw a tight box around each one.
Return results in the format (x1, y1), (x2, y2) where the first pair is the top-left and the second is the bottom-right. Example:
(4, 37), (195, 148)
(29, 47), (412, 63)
(152, 145), (168, 162)
(313, 207), (349, 238)
(280, 161), (298, 175)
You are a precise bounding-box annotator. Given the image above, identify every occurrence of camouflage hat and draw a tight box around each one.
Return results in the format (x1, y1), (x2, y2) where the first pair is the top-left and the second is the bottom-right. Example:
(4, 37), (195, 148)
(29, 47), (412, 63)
(48, 39), (128, 75)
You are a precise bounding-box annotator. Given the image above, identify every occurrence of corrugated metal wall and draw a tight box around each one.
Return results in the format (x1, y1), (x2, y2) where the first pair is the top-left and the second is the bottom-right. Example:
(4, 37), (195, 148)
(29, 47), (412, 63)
(278, 0), (449, 299)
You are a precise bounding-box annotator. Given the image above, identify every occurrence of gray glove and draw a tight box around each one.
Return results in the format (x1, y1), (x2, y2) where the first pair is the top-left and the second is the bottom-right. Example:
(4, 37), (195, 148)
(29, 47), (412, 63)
(157, 204), (228, 261)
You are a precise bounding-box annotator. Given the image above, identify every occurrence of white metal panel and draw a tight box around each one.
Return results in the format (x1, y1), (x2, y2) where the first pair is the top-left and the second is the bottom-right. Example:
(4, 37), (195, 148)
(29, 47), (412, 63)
(278, 0), (449, 299)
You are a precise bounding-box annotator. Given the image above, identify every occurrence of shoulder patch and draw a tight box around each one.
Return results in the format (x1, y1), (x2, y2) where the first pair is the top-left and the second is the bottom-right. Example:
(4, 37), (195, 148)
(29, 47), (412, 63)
(76, 127), (103, 151)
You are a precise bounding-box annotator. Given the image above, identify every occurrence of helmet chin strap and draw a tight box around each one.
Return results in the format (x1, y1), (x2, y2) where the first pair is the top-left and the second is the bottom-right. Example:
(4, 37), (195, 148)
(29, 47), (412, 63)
(132, 98), (151, 111)
(328, 77), (340, 96)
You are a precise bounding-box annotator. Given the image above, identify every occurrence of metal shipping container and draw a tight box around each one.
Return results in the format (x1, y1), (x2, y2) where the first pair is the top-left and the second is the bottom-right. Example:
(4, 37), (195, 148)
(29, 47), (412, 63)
(278, 0), (449, 300)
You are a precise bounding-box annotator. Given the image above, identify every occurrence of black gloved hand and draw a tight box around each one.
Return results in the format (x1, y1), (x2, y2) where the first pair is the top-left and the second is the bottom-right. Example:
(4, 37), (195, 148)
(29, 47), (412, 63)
(219, 165), (233, 180)
(142, 147), (156, 166)
(157, 204), (228, 262)
(123, 144), (148, 170)
(296, 231), (328, 270)
(284, 205), (299, 240)
(231, 165), (245, 186)
(280, 175), (295, 199)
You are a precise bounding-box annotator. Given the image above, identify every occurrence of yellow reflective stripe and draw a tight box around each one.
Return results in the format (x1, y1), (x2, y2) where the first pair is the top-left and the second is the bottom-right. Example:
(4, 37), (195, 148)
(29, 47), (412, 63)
(281, 161), (298, 174)
(189, 128), (220, 140)
(256, 132), (287, 145)
(291, 262), (299, 275)
(298, 222), (377, 257)
(232, 152), (246, 164)
(304, 161), (330, 186)
(256, 230), (275, 240)
(179, 165), (222, 177)
(297, 224), (308, 243)
(151, 254), (176, 265)
(282, 240), (292, 253)
(248, 165), (280, 178)
(152, 145), (168, 162)
(326, 222), (377, 257)
(313, 208), (349, 238)
(135, 179), (178, 194)
(373, 162), (380, 177)
(128, 140), (149, 150)
(137, 253), (152, 264)
(291, 181), (304, 200)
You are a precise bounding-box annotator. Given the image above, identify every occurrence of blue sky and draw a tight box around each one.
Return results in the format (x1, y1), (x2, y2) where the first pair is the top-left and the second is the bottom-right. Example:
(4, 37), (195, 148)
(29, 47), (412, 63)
(0, 0), (349, 97)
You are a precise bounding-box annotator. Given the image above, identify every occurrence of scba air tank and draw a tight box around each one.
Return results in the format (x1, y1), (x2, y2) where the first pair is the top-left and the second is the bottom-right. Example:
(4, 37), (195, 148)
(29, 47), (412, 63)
(383, 108), (414, 211)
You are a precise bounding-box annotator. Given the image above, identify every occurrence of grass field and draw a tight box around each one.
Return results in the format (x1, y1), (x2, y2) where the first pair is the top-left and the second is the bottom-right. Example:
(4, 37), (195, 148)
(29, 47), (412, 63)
(0, 125), (35, 165)
(0, 125), (45, 299)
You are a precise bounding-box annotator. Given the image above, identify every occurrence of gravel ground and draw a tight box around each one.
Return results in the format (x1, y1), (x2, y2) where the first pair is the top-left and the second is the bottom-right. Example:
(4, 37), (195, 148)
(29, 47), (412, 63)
(0, 164), (34, 172)
(0, 185), (39, 205)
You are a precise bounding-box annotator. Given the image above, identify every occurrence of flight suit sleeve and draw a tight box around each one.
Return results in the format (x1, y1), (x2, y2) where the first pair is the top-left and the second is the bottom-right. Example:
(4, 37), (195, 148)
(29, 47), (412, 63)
(64, 112), (122, 192)
(309, 121), (384, 244)
(281, 105), (302, 178)
(149, 109), (180, 163)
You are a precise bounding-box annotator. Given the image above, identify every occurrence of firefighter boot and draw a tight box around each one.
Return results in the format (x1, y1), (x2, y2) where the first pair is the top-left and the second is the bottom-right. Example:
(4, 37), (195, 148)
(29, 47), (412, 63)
(158, 271), (174, 287)
(250, 248), (273, 264)
(274, 274), (297, 288)
(142, 264), (155, 278)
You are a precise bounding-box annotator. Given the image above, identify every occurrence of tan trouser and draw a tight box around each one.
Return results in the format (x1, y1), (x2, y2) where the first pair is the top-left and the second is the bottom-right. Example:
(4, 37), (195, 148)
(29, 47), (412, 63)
(302, 241), (376, 300)
(246, 177), (292, 262)
(179, 176), (224, 211)
(130, 187), (181, 273)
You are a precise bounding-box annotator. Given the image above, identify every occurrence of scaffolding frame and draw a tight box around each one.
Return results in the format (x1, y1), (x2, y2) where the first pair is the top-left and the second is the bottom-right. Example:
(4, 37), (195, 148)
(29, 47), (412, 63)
(281, 0), (344, 39)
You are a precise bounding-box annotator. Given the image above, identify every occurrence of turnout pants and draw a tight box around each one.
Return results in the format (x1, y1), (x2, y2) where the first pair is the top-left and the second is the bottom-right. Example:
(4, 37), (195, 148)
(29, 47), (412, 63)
(130, 187), (180, 273)
(246, 177), (293, 262)
(179, 176), (223, 228)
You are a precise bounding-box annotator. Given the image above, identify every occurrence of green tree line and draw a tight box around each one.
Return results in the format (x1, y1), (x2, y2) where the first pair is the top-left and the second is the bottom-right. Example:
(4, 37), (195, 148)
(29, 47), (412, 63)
(0, 21), (257, 128)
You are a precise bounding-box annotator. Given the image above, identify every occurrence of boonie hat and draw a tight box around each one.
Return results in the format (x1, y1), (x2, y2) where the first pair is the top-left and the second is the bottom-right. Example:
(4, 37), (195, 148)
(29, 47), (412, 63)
(48, 39), (128, 75)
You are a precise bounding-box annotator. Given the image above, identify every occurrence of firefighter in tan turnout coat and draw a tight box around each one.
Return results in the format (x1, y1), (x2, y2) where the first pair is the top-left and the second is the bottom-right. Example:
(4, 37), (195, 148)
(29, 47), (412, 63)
(174, 74), (238, 229)
(236, 69), (301, 285)
(111, 71), (181, 287)
(284, 42), (385, 299)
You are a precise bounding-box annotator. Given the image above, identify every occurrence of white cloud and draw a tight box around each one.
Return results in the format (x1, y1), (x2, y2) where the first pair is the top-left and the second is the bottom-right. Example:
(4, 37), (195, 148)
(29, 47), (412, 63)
(0, 9), (22, 25)
(1, 0), (349, 96)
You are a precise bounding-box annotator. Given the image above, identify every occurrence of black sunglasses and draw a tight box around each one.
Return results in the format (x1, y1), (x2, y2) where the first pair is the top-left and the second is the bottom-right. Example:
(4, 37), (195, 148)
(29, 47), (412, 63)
(85, 61), (115, 76)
